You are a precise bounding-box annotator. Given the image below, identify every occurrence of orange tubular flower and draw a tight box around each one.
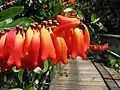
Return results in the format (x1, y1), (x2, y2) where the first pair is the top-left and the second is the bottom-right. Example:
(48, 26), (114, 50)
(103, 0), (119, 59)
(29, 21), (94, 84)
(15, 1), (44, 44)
(0, 33), (7, 69)
(52, 36), (68, 65)
(3, 29), (16, 57)
(22, 27), (33, 56)
(53, 15), (80, 34)
(28, 30), (40, 69)
(40, 26), (56, 61)
(64, 29), (73, 56)
(37, 27), (44, 70)
(2, 29), (16, 69)
(53, 20), (80, 34)
(7, 31), (24, 69)
(0, 33), (7, 57)
(60, 37), (68, 64)
(21, 27), (33, 69)
(81, 22), (90, 52)
(49, 28), (68, 65)
(57, 15), (79, 24)
(52, 36), (61, 65)
(71, 28), (86, 60)
(48, 28), (59, 65)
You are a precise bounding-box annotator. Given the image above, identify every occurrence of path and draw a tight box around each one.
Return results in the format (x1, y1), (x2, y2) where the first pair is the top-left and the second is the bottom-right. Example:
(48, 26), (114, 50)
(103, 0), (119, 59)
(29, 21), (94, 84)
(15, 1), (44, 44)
(49, 57), (109, 90)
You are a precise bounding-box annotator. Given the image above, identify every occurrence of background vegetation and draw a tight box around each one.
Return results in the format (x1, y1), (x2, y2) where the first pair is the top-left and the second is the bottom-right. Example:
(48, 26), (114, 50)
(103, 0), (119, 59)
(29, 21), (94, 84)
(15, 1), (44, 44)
(0, 0), (119, 90)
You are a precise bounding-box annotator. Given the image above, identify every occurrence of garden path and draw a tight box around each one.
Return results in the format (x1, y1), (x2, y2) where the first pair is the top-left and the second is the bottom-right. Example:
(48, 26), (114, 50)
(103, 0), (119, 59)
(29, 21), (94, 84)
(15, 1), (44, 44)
(49, 57), (110, 90)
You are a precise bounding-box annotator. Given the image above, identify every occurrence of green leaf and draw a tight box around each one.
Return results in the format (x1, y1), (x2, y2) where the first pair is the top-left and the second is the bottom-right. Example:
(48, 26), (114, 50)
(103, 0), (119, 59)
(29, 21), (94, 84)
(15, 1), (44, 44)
(109, 58), (116, 67)
(0, 20), (6, 27)
(5, 18), (13, 24)
(33, 67), (42, 74)
(0, 0), (3, 5)
(0, 18), (13, 27)
(42, 60), (49, 73)
(4, 76), (7, 82)
(18, 69), (24, 83)
(7, 17), (34, 27)
(25, 84), (34, 90)
(0, 17), (34, 30)
(64, 8), (73, 13)
(91, 18), (100, 24)
(9, 88), (23, 90)
(0, 6), (24, 21)
(53, 4), (62, 17)
(12, 66), (20, 73)
(96, 22), (107, 31)
(91, 14), (97, 22)
(77, 11), (85, 20)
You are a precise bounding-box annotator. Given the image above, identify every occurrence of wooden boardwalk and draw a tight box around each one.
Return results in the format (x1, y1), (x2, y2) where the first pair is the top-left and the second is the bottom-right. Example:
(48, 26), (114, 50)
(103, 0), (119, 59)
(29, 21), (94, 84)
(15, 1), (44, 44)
(49, 57), (109, 90)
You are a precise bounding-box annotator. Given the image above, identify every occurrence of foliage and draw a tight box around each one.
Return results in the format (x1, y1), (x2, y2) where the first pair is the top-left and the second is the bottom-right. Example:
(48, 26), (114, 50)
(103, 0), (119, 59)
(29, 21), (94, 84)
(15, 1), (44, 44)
(0, 60), (57, 90)
(0, 6), (24, 21)
(0, 6), (34, 30)
(14, 0), (64, 22)
(0, 0), (119, 89)
(78, 0), (120, 34)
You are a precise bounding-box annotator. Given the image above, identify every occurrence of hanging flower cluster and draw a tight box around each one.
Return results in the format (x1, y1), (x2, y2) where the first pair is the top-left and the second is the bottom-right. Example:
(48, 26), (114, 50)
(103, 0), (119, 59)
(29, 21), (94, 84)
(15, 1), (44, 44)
(89, 43), (109, 51)
(0, 14), (90, 70)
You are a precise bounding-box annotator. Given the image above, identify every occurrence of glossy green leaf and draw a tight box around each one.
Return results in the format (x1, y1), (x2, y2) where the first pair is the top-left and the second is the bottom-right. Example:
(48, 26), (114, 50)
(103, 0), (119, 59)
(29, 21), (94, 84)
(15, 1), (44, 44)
(64, 8), (73, 13)
(6, 17), (34, 27)
(18, 69), (24, 83)
(33, 67), (42, 74)
(77, 11), (85, 20)
(96, 22), (107, 31)
(53, 4), (62, 17)
(12, 66), (20, 73)
(5, 18), (13, 24)
(42, 60), (49, 73)
(0, 18), (13, 27)
(0, 17), (34, 30)
(91, 14), (97, 22)
(9, 88), (23, 90)
(91, 18), (100, 24)
(0, 6), (24, 21)
(0, 20), (6, 27)
(25, 84), (34, 90)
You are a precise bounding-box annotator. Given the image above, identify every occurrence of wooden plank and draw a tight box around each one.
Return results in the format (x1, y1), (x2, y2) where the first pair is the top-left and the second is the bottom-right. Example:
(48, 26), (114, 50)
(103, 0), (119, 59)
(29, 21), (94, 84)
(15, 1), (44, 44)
(93, 62), (120, 90)
(64, 68), (100, 71)
(104, 66), (120, 79)
(49, 57), (108, 90)
(68, 60), (92, 63)
(105, 79), (118, 86)
(52, 80), (106, 86)
(65, 63), (96, 69)
(94, 62), (111, 78)
(106, 80), (120, 90)
(66, 69), (99, 74)
(50, 85), (108, 90)
(53, 73), (102, 81)
(115, 80), (120, 87)
(55, 75), (104, 81)
(55, 73), (102, 78)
